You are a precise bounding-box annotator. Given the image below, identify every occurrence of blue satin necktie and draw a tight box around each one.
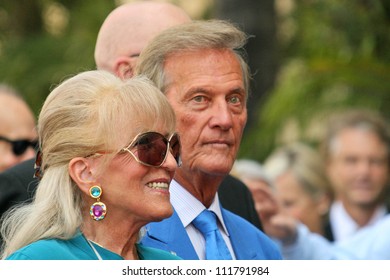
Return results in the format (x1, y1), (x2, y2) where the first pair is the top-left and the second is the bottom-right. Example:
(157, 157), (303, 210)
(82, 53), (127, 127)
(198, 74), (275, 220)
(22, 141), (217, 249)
(192, 210), (233, 260)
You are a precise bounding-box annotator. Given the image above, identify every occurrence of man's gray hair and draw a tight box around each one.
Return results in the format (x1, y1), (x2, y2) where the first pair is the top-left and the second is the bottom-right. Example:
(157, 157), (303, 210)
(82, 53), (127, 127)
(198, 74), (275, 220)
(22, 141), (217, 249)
(136, 19), (251, 96)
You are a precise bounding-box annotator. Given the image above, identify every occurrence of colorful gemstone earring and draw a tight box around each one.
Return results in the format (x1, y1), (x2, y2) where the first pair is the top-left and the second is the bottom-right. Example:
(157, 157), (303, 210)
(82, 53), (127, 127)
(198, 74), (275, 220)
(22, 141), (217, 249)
(89, 185), (106, 221)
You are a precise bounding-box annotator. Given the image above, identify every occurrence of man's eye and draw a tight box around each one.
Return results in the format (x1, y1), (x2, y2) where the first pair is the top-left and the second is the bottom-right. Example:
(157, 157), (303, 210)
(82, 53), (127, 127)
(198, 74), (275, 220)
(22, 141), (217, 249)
(193, 95), (205, 102)
(229, 96), (240, 104)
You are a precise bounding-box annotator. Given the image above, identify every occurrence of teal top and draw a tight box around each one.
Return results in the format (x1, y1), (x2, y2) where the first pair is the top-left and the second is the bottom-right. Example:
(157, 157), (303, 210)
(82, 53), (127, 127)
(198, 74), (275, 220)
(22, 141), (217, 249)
(6, 232), (181, 260)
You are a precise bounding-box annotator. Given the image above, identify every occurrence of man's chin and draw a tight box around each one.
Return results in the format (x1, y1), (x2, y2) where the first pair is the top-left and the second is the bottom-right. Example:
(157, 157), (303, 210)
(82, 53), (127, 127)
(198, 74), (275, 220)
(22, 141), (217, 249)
(181, 153), (235, 174)
(352, 195), (379, 207)
(203, 160), (234, 176)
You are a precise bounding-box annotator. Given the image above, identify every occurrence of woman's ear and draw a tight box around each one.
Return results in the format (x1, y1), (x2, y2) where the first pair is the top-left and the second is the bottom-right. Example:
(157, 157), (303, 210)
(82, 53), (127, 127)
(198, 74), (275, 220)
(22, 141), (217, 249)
(68, 157), (96, 196)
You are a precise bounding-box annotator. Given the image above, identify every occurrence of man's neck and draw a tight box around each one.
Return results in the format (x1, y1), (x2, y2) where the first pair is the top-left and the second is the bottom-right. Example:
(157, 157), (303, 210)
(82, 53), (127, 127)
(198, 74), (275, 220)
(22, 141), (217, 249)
(340, 199), (383, 227)
(174, 169), (224, 208)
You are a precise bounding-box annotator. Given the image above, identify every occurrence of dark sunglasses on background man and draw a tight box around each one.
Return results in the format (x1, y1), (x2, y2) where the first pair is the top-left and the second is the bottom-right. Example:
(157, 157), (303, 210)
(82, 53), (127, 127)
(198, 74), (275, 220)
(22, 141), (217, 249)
(0, 135), (38, 156)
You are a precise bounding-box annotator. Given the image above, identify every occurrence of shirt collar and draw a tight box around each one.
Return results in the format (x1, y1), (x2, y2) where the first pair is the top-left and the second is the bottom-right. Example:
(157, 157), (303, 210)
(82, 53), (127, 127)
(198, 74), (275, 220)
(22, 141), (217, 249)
(330, 200), (388, 241)
(170, 179), (230, 236)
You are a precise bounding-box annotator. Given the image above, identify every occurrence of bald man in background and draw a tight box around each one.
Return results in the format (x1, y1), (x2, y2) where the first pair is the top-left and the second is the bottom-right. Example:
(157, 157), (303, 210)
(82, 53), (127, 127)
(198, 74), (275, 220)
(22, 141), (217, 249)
(94, 1), (191, 79)
(0, 1), (261, 231)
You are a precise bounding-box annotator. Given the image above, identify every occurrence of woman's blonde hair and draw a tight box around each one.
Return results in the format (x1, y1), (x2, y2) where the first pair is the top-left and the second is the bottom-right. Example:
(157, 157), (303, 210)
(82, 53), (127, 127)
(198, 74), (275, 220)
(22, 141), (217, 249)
(1, 70), (176, 258)
(264, 142), (332, 200)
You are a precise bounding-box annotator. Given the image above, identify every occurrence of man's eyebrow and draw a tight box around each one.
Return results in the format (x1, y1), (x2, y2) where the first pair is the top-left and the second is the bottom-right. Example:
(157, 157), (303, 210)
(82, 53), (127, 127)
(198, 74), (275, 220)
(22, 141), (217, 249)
(129, 53), (140, 58)
(230, 87), (246, 94)
(185, 86), (246, 96)
(186, 87), (210, 95)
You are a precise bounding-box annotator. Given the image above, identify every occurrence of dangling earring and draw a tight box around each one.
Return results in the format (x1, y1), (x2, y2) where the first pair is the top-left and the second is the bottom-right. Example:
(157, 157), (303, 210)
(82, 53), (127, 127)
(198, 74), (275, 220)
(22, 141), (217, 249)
(89, 185), (107, 221)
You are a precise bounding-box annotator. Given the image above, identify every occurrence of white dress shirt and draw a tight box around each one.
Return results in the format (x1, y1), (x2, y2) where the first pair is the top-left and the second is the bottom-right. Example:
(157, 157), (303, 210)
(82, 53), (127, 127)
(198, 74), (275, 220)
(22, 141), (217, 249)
(170, 179), (236, 260)
(281, 214), (390, 260)
(330, 200), (387, 241)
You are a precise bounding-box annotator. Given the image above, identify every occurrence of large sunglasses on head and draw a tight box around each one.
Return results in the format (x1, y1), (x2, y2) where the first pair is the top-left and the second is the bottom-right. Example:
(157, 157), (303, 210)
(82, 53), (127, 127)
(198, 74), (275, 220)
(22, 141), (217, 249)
(0, 135), (38, 156)
(119, 132), (181, 167)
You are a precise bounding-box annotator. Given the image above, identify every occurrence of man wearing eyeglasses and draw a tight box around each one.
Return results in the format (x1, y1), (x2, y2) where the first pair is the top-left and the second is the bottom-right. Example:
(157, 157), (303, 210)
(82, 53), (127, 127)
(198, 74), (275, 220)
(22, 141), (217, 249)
(0, 85), (37, 172)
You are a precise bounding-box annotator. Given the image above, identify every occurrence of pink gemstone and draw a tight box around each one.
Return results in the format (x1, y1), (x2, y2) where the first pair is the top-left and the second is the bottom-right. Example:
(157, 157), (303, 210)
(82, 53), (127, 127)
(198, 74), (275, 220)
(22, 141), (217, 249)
(93, 205), (103, 217)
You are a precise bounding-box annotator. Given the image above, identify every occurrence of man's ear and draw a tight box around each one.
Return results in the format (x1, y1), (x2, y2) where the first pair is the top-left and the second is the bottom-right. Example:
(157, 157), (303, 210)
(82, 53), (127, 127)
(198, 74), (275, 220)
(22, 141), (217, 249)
(68, 157), (96, 196)
(114, 56), (136, 79)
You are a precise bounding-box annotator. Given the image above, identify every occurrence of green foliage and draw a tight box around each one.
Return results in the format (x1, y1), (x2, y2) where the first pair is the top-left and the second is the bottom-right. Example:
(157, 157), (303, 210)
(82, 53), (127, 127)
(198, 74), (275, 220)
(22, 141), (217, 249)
(239, 0), (390, 161)
(0, 0), (388, 163)
(0, 0), (115, 115)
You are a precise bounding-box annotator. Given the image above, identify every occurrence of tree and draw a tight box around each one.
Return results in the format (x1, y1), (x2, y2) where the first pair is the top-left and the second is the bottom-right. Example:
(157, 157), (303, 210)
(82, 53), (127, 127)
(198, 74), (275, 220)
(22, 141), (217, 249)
(239, 0), (390, 161)
(0, 0), (115, 114)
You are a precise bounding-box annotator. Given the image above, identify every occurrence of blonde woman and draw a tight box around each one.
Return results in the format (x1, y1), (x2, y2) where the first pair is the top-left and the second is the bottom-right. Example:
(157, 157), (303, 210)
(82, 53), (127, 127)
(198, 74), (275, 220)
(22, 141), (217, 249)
(264, 142), (332, 236)
(1, 70), (181, 260)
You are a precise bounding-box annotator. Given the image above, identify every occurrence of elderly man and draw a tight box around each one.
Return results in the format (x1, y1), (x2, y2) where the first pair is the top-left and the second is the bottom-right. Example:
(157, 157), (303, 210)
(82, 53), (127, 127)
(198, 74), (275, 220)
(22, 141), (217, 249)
(136, 20), (281, 260)
(0, 1), (261, 233)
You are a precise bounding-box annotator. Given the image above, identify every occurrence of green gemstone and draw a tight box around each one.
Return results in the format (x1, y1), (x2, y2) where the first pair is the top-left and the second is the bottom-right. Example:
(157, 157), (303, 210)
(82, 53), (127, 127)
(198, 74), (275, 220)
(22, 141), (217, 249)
(91, 187), (101, 198)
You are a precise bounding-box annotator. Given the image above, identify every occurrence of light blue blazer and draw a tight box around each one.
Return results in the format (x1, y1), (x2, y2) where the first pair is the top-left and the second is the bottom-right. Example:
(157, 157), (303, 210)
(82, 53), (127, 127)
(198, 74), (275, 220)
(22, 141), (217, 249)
(140, 208), (283, 260)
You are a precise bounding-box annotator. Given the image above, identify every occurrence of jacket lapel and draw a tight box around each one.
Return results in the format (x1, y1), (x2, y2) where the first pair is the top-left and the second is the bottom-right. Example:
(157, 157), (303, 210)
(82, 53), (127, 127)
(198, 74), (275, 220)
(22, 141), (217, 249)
(144, 210), (199, 260)
(222, 208), (259, 260)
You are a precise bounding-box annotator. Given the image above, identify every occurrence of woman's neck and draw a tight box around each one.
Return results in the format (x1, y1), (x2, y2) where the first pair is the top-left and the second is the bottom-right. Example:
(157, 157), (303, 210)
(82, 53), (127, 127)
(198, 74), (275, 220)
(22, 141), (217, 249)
(81, 217), (142, 260)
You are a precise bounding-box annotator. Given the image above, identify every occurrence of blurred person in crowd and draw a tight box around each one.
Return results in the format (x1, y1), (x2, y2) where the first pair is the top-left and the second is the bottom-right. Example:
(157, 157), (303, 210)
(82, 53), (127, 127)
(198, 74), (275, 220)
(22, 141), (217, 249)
(135, 19), (281, 260)
(263, 142), (332, 236)
(231, 159), (272, 194)
(230, 159), (276, 225)
(94, 0), (191, 79)
(284, 212), (390, 260)
(257, 109), (390, 259)
(0, 1), (261, 231)
(0, 84), (37, 172)
(257, 182), (390, 260)
(1, 71), (182, 260)
(320, 109), (390, 241)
